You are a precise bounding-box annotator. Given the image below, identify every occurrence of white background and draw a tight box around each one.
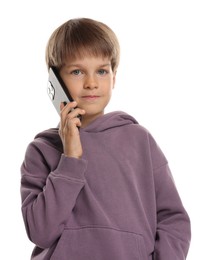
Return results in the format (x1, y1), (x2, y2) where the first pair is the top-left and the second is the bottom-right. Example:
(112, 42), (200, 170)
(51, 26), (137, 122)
(0, 0), (210, 259)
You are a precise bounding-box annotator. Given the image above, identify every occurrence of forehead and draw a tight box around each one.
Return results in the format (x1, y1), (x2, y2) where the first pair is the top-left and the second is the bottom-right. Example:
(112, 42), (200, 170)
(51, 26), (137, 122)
(63, 54), (112, 67)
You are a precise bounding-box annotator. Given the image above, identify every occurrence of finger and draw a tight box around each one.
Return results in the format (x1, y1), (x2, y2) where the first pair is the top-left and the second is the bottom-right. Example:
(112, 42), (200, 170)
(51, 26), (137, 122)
(60, 101), (77, 128)
(66, 107), (86, 120)
(66, 116), (82, 129)
(60, 101), (77, 114)
(60, 102), (64, 110)
(60, 117), (81, 139)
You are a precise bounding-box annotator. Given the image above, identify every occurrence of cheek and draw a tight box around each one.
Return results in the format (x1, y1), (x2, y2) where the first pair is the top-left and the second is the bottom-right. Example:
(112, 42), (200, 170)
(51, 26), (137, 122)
(102, 83), (113, 96)
(104, 86), (114, 101)
(66, 81), (81, 95)
(103, 77), (115, 90)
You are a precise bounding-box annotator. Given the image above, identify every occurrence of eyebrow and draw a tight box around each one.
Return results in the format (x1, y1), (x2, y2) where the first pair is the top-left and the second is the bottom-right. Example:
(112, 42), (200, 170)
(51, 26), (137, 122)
(65, 63), (111, 68)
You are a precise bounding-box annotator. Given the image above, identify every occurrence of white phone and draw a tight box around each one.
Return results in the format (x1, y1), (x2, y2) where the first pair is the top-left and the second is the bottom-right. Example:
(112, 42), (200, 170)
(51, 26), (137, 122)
(47, 67), (74, 115)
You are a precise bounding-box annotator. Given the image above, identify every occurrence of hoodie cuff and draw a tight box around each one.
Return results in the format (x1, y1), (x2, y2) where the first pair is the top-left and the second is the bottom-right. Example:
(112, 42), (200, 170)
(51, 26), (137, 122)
(53, 154), (87, 181)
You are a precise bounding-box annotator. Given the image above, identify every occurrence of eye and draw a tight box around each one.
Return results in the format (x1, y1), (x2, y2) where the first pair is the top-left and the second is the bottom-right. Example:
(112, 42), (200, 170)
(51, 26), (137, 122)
(71, 69), (82, 75)
(98, 69), (107, 75)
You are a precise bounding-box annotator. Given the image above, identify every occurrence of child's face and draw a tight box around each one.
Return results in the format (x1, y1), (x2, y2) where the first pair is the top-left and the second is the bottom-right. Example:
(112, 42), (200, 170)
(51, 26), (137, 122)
(59, 55), (116, 125)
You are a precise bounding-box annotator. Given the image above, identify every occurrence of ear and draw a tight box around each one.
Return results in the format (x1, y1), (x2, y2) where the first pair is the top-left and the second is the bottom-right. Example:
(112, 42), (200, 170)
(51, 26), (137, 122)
(112, 70), (117, 89)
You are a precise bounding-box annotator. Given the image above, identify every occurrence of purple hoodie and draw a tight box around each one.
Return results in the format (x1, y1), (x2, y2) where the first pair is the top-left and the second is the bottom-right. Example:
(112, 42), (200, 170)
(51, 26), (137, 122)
(21, 111), (191, 259)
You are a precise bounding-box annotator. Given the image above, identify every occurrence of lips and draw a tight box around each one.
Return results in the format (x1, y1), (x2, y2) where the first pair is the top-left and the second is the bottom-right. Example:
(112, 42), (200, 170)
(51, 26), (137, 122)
(82, 95), (100, 101)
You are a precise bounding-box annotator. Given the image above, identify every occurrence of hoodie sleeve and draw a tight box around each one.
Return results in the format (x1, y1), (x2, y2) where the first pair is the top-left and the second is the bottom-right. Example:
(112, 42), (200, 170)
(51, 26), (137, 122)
(148, 134), (191, 259)
(20, 139), (87, 249)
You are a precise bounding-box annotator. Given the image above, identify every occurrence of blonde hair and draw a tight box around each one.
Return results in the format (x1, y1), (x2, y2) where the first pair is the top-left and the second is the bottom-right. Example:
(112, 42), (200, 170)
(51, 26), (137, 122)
(46, 18), (120, 72)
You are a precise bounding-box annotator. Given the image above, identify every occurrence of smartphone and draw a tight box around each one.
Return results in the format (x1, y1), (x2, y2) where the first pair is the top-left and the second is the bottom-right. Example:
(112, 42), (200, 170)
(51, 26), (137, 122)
(47, 67), (74, 115)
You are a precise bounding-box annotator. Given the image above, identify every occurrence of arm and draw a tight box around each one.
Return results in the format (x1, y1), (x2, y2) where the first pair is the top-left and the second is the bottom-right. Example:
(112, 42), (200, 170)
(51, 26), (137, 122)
(148, 134), (191, 259)
(21, 101), (87, 249)
(153, 164), (191, 259)
(21, 144), (87, 249)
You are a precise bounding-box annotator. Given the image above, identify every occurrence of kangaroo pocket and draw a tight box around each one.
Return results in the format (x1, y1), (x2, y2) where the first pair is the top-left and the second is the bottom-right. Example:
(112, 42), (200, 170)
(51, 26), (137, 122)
(51, 226), (149, 260)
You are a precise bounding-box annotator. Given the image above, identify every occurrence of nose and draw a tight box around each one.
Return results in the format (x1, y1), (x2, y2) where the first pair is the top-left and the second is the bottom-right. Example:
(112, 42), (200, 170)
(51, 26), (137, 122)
(84, 74), (98, 89)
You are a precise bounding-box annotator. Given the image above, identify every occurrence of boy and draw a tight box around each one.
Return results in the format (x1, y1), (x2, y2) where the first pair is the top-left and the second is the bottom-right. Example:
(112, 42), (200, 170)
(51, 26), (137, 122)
(20, 18), (191, 259)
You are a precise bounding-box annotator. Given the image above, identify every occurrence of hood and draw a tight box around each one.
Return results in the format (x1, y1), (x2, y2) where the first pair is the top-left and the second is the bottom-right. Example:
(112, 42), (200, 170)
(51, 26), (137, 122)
(81, 111), (139, 133)
(34, 111), (139, 148)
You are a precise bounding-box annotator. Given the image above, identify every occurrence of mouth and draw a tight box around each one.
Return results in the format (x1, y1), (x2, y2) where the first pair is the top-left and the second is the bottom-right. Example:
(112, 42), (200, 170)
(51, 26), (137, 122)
(81, 95), (100, 101)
